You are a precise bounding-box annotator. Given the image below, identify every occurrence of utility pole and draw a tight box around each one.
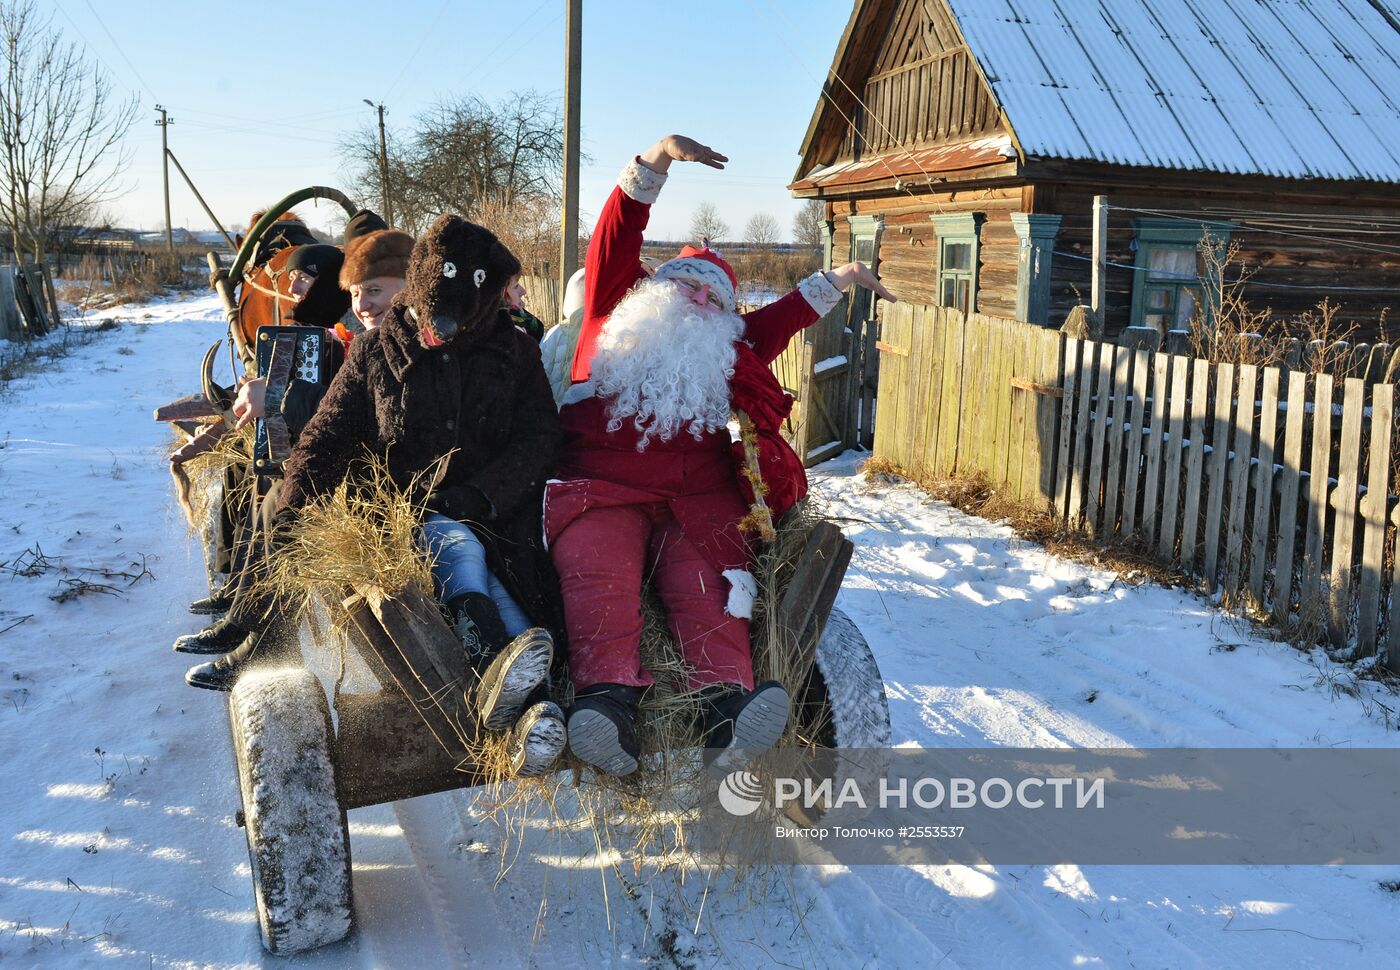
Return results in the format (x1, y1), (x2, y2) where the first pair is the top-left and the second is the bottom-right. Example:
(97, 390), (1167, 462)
(364, 100), (393, 225)
(560, 0), (582, 303)
(155, 106), (175, 252)
(1091, 194), (1108, 324)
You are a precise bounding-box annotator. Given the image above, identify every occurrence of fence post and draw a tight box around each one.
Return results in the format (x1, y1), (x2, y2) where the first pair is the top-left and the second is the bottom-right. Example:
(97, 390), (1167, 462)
(0, 266), (16, 340)
(1091, 195), (1108, 323)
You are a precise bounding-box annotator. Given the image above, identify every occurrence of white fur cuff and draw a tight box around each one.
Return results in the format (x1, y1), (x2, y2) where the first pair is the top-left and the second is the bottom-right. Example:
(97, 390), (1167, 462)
(618, 157), (667, 204)
(798, 271), (844, 317)
(723, 568), (757, 620)
(560, 380), (597, 406)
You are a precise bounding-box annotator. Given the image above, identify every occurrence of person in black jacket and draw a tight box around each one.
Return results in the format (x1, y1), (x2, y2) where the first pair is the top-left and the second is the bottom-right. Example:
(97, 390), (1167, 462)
(184, 215), (567, 777)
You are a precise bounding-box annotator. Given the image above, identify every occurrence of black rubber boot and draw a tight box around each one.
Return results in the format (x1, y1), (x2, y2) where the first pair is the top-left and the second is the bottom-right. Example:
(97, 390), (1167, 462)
(699, 680), (791, 770)
(567, 683), (643, 777)
(184, 632), (259, 691)
(188, 588), (233, 616)
(183, 626), (297, 692)
(447, 593), (509, 666)
(173, 617), (251, 655)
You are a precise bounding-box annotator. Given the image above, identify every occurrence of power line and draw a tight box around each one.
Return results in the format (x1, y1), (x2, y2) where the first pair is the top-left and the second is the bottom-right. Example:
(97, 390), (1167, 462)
(459, 0), (556, 88)
(743, 0), (949, 216)
(1054, 249), (1400, 293)
(1113, 205), (1400, 258)
(80, 0), (156, 101)
(383, 0), (452, 100)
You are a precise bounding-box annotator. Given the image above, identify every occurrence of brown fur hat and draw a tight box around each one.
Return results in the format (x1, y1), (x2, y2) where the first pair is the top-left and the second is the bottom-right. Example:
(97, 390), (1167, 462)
(340, 229), (414, 288)
(402, 214), (520, 344)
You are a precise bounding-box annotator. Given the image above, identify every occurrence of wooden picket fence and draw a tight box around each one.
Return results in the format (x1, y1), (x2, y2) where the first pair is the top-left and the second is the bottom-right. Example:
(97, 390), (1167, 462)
(874, 301), (1400, 663)
(520, 275), (560, 326)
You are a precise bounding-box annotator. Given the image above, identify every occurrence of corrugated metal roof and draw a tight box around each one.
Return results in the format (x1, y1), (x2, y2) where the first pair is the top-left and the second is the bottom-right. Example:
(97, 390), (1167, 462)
(943, 0), (1400, 182)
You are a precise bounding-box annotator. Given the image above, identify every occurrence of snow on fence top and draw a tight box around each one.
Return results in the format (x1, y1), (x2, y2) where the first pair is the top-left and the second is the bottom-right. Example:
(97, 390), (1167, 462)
(945, 0), (1400, 183)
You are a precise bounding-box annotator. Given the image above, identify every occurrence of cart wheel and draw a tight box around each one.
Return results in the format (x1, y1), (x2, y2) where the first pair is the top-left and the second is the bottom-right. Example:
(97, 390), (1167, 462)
(229, 667), (352, 955)
(792, 607), (890, 749)
(784, 607), (890, 825)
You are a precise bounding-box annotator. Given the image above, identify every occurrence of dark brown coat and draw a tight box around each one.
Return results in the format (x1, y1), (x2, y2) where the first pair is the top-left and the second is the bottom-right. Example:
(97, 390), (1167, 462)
(277, 301), (565, 635)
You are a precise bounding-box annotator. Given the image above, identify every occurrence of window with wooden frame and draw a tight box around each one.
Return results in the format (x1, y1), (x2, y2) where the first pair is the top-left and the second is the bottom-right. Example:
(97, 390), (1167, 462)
(1130, 218), (1233, 332)
(931, 213), (984, 313)
(848, 215), (884, 323)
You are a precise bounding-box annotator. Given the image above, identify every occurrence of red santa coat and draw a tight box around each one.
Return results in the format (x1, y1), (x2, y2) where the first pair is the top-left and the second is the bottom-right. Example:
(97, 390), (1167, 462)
(545, 158), (843, 592)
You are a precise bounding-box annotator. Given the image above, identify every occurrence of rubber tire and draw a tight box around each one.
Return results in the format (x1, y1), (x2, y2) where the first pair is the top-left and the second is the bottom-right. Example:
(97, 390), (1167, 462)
(783, 607), (891, 826)
(790, 607), (891, 750)
(229, 667), (353, 955)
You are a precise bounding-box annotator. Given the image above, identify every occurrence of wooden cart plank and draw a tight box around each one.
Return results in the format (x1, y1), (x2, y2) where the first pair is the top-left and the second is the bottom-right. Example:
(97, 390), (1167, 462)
(345, 593), (476, 757)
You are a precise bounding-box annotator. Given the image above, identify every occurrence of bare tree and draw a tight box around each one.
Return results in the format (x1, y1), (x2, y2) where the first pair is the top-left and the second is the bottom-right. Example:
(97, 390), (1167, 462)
(339, 91), (565, 239)
(0, 0), (138, 262)
(689, 201), (729, 245)
(744, 212), (781, 247)
(792, 199), (825, 249)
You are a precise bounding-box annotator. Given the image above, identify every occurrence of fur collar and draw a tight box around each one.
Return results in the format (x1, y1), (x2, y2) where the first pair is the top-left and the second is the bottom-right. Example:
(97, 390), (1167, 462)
(377, 303), (516, 380)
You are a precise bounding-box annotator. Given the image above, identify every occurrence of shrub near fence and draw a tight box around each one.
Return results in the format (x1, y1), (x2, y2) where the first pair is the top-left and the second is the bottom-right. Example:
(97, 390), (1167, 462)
(874, 302), (1400, 667)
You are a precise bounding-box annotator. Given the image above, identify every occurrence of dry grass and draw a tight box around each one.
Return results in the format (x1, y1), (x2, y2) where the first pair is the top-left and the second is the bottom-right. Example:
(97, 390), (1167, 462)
(257, 452), (437, 632)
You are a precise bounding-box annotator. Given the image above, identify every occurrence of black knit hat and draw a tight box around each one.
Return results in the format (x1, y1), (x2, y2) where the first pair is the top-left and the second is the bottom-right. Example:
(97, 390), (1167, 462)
(287, 245), (351, 326)
(344, 209), (389, 245)
(286, 244), (342, 279)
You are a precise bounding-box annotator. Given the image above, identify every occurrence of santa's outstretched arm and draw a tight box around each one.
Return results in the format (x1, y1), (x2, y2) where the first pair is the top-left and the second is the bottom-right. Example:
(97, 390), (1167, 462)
(572, 135), (729, 383)
(743, 260), (897, 365)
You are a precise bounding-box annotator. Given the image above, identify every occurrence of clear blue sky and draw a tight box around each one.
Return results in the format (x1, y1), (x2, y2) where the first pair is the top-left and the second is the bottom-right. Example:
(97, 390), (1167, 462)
(43, 0), (853, 242)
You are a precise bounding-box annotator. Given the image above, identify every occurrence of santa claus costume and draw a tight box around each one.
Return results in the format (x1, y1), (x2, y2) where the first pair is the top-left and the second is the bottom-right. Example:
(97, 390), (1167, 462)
(548, 153), (845, 776)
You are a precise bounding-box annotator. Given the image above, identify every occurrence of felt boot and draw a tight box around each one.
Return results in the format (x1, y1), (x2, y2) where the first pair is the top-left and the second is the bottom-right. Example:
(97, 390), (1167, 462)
(566, 683), (643, 777)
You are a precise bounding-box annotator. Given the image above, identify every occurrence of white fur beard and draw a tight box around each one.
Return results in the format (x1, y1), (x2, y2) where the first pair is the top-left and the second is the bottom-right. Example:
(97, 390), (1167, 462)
(592, 278), (745, 450)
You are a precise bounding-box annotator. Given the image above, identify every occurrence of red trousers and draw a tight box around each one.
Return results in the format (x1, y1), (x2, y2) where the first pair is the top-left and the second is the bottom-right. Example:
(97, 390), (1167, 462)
(551, 501), (753, 692)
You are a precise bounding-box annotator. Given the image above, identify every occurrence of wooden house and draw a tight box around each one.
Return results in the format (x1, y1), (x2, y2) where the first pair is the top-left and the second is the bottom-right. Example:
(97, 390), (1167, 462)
(790, 0), (1400, 340)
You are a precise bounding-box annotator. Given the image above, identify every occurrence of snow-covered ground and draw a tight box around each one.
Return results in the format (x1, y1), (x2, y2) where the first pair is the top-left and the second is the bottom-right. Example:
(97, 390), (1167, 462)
(3, 293), (1400, 968)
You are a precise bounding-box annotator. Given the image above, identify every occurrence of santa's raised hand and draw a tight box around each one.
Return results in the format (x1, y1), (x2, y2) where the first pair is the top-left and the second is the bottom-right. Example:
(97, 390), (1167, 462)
(639, 134), (728, 173)
(826, 260), (898, 304)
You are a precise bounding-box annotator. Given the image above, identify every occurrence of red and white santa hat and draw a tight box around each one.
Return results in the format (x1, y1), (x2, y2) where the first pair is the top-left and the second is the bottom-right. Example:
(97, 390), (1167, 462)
(652, 244), (738, 312)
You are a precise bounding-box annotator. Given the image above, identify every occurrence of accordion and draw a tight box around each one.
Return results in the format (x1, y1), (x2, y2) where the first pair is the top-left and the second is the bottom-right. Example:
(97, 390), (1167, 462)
(252, 325), (335, 477)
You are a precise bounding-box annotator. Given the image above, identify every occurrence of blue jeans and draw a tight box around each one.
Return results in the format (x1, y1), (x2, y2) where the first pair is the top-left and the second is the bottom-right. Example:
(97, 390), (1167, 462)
(419, 513), (531, 637)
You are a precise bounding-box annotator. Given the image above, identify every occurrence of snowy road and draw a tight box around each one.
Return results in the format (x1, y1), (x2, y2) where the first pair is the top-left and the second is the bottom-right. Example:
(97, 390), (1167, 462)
(2, 295), (1400, 968)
